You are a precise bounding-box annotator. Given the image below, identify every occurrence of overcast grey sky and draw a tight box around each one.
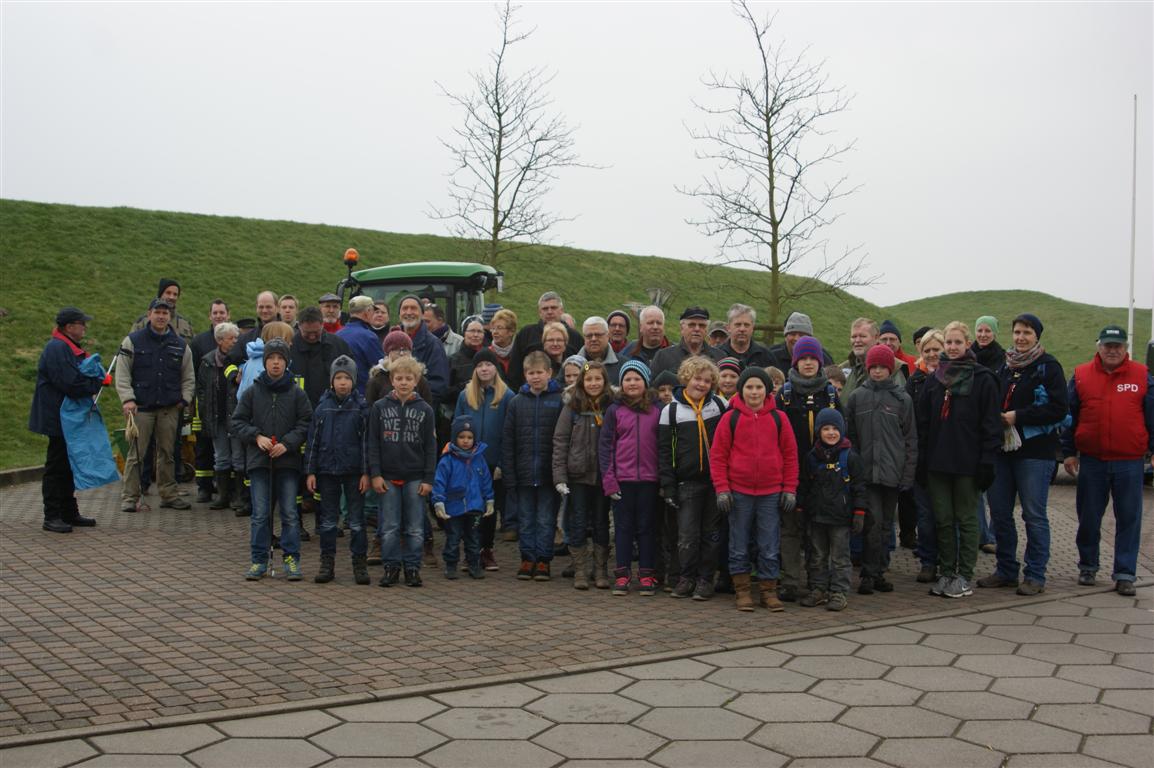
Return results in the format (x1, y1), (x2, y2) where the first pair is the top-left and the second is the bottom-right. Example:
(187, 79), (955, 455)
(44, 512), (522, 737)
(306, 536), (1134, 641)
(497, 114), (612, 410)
(2, 1), (1151, 310)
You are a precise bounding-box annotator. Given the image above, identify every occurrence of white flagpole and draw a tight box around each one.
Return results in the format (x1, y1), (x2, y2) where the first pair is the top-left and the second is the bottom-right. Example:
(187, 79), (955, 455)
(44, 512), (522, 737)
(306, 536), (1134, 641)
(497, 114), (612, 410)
(1127, 93), (1137, 356)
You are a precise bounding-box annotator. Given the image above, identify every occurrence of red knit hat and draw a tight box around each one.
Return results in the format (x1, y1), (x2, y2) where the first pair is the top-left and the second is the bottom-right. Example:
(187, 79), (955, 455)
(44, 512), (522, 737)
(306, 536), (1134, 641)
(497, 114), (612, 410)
(865, 344), (895, 374)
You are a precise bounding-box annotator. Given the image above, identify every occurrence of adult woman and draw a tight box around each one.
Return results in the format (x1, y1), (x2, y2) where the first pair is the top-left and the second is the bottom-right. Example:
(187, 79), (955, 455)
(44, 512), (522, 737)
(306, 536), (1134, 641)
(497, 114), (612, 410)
(915, 321), (1001, 599)
(971, 315), (1004, 552)
(978, 313), (1067, 596)
(446, 316), (486, 409)
(906, 328), (943, 583)
(541, 321), (569, 379)
(487, 309), (518, 379)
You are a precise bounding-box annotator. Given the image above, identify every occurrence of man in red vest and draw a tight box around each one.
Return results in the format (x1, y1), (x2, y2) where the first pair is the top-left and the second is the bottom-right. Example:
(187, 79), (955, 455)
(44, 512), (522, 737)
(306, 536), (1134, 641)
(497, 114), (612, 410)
(1062, 325), (1154, 597)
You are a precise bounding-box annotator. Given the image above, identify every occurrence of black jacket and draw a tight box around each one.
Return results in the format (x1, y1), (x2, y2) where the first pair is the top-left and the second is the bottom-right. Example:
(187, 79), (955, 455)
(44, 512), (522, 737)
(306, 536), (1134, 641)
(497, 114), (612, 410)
(993, 352), (1068, 462)
(719, 340), (773, 368)
(768, 343), (836, 374)
(508, 321), (583, 389)
(304, 389), (368, 476)
(799, 440), (869, 527)
(657, 388), (727, 485)
(195, 350), (231, 438)
(778, 371), (842, 459)
(502, 379), (565, 487)
(916, 359), (1001, 476)
(231, 371), (314, 473)
(290, 330), (351, 407)
(446, 345), (480, 413)
(972, 339), (1005, 372)
(650, 341), (725, 377)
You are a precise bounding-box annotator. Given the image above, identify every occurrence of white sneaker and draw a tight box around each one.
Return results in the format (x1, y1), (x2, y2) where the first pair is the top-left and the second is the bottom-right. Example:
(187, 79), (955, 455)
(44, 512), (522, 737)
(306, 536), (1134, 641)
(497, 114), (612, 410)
(944, 575), (973, 598)
(929, 575), (950, 596)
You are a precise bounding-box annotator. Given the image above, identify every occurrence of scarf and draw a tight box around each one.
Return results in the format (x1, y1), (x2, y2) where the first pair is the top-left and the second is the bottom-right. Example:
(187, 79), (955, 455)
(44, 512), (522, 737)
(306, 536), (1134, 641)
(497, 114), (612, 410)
(683, 393), (709, 473)
(489, 340), (513, 359)
(1005, 343), (1045, 371)
(610, 338), (628, 354)
(933, 350), (977, 419)
(51, 328), (86, 357)
(786, 368), (828, 397)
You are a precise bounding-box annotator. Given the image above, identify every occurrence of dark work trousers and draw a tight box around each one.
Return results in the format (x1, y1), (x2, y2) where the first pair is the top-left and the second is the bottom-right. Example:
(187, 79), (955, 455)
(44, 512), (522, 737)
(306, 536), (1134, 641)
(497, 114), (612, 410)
(674, 480), (719, 585)
(653, 498), (679, 586)
(897, 487), (918, 547)
(480, 475), (504, 550)
(43, 435), (79, 522)
(194, 431), (216, 493)
(613, 482), (658, 576)
(861, 484), (900, 580)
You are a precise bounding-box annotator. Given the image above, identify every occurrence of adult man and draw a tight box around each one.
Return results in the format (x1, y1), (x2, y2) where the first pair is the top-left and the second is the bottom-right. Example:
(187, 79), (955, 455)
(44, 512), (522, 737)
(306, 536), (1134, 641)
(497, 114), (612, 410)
(278, 295), (299, 326)
(508, 292), (583, 388)
(577, 316), (623, 385)
(189, 299), (230, 502)
(291, 306), (352, 407)
(227, 290), (280, 366)
(116, 299), (195, 513)
(29, 307), (106, 533)
(396, 294), (450, 406)
(621, 305), (671, 367)
(337, 295), (383, 395)
(708, 321), (729, 348)
(607, 310), (631, 354)
(651, 306), (725, 376)
(767, 312), (835, 372)
(424, 302), (463, 358)
(842, 317), (904, 397)
(132, 278), (195, 343)
(719, 304), (773, 368)
(319, 293), (344, 334)
(878, 320), (917, 371)
(1063, 325), (1154, 597)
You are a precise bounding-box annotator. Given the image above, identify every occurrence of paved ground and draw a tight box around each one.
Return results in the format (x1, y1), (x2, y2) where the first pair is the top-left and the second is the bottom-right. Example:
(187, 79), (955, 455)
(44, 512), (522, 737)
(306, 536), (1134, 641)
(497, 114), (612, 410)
(0, 475), (1150, 763)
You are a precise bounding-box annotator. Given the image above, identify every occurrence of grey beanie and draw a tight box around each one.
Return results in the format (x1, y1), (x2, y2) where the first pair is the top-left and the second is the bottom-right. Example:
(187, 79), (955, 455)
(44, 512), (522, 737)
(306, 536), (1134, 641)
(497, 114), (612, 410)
(783, 312), (814, 336)
(330, 354), (357, 386)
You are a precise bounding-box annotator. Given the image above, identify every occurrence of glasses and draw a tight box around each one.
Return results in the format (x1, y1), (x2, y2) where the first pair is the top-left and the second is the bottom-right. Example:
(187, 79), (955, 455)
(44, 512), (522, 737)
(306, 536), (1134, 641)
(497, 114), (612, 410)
(584, 331), (607, 339)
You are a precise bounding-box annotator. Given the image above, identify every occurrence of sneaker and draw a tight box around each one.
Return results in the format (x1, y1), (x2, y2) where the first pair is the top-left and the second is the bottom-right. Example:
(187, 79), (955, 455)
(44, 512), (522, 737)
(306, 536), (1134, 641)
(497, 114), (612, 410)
(873, 576), (894, 593)
(378, 565), (400, 587)
(467, 563), (485, 579)
(1016, 579), (1045, 596)
(159, 497), (192, 510)
(857, 576), (874, 595)
(943, 575), (973, 598)
(671, 578), (696, 599)
(1116, 580), (1137, 597)
(777, 584), (799, 603)
(612, 576), (630, 595)
(638, 576), (657, 596)
(283, 555), (302, 581)
(1078, 571), (1097, 587)
(929, 575), (950, 597)
(692, 580), (716, 602)
(916, 565), (937, 583)
(120, 499), (138, 513)
(404, 568), (423, 587)
(826, 592), (848, 611)
(516, 560), (534, 580)
(800, 589), (828, 607)
(444, 564), (459, 581)
(977, 572), (1019, 589)
(533, 562), (551, 582)
(244, 562), (267, 581)
(481, 548), (499, 571)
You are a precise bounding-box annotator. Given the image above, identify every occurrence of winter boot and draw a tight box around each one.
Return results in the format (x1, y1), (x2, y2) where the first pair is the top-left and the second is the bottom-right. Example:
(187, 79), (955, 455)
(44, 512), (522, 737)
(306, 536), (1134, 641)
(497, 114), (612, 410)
(209, 472), (233, 510)
(758, 578), (785, 612)
(733, 573), (755, 612)
(562, 554), (577, 579)
(351, 555), (370, 585)
(314, 553), (335, 583)
(571, 547), (590, 590)
(593, 544), (611, 589)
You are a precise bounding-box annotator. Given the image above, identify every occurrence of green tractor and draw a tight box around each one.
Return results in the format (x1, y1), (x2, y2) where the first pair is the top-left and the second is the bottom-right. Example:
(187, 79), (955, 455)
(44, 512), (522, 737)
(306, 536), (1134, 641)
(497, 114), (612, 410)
(336, 249), (503, 329)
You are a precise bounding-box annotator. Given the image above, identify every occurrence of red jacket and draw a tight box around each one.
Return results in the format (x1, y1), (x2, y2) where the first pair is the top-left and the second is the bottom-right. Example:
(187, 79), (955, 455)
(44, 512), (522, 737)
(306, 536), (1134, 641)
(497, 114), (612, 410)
(710, 395), (798, 496)
(1066, 354), (1153, 461)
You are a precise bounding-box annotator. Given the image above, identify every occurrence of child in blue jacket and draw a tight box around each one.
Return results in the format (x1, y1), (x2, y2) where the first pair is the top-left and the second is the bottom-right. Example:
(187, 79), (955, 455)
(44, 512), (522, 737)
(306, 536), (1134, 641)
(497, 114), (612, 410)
(433, 415), (495, 579)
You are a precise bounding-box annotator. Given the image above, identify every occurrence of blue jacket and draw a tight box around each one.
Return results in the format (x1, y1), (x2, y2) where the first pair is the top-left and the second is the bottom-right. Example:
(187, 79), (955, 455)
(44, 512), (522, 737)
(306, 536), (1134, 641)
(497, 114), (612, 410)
(29, 334), (103, 437)
(432, 442), (494, 517)
(236, 338), (265, 401)
(502, 379), (564, 488)
(408, 322), (450, 407)
(337, 318), (383, 395)
(454, 385), (514, 468)
(305, 389), (368, 476)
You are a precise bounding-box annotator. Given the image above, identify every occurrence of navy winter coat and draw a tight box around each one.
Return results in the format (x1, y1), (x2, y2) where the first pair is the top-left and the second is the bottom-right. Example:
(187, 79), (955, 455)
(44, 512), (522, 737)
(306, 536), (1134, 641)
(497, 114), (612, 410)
(304, 389), (368, 476)
(29, 334), (103, 437)
(231, 371), (314, 473)
(337, 318), (383, 395)
(502, 379), (564, 488)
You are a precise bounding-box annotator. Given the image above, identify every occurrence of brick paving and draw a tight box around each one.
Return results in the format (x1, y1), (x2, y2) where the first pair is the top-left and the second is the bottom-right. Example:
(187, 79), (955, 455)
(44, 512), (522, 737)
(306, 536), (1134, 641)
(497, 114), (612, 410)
(0, 475), (1150, 748)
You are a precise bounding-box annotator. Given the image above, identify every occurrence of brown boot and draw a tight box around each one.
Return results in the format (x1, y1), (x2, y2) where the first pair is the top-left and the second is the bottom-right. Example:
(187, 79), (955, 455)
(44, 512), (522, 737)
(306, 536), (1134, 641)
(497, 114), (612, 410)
(734, 573), (755, 611)
(572, 547), (590, 590)
(759, 578), (785, 612)
(593, 544), (611, 589)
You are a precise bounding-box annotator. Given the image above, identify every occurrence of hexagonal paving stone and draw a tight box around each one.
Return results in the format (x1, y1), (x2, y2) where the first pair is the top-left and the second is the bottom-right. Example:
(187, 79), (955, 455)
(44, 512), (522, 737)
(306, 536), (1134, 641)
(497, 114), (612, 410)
(73, 757), (194, 768)
(525, 693), (650, 723)
(189, 738), (330, 768)
(784, 656), (888, 679)
(855, 644), (957, 667)
(313, 760), (425, 768)
(1034, 703), (1152, 734)
(650, 739), (787, 768)
(704, 667), (816, 692)
(431, 682), (544, 707)
(1057, 664), (1154, 689)
(1101, 689), (1154, 717)
(634, 707), (758, 740)
(0, 741), (97, 768)
(91, 724), (223, 754)
(982, 624), (1073, 644)
(789, 759), (890, 768)
(1068, 592), (1138, 608)
(725, 692), (845, 722)
(837, 626), (925, 644)
(327, 697), (447, 722)
(1016, 642), (1114, 666)
(922, 634), (1018, 655)
(901, 617), (984, 634)
(424, 707), (552, 740)
(1016, 601), (1090, 617)
(963, 608), (1038, 625)
(421, 739), (563, 768)
(770, 636), (860, 656)
(618, 659), (715, 680)
(953, 653), (1055, 677)
(918, 691), (1034, 720)
(1114, 653), (1154, 673)
(1038, 616), (1128, 634)
(837, 705), (960, 737)
(808, 679), (921, 706)
(991, 676), (1101, 703)
(957, 720), (1081, 753)
(528, 671), (633, 693)
(1083, 733), (1154, 768)
(749, 722), (878, 758)
(884, 666), (992, 692)
(310, 723), (446, 757)
(217, 710), (340, 737)
(619, 679), (735, 707)
(1089, 606), (1154, 624)
(552, 762), (655, 768)
(1006, 755), (1128, 768)
(533, 724), (665, 759)
(692, 646), (790, 668)
(1075, 633), (1154, 653)
(871, 737), (1004, 768)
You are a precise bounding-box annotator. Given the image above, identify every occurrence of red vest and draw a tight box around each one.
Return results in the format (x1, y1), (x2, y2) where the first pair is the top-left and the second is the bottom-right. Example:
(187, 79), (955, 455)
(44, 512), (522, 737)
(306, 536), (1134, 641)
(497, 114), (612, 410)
(1072, 355), (1149, 460)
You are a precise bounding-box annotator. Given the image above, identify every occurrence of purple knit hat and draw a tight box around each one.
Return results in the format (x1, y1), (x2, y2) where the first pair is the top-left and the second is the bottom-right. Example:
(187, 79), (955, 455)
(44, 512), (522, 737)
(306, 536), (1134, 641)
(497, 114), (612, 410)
(791, 336), (825, 367)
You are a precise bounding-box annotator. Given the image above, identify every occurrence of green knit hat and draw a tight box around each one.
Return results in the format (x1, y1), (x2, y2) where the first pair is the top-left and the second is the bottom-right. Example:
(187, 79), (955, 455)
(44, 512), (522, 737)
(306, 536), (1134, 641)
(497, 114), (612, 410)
(975, 315), (999, 336)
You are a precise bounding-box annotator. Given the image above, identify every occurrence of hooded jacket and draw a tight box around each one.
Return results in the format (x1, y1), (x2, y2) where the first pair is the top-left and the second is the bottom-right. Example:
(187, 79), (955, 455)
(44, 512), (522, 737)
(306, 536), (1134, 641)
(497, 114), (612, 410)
(710, 394), (798, 496)
(366, 390), (437, 483)
(599, 396), (662, 495)
(231, 370), (314, 473)
(844, 376), (918, 488)
(502, 379), (565, 487)
(553, 390), (612, 486)
(432, 441), (494, 517)
(657, 387), (727, 486)
(304, 388), (368, 476)
(799, 438), (869, 527)
(454, 384), (514, 469)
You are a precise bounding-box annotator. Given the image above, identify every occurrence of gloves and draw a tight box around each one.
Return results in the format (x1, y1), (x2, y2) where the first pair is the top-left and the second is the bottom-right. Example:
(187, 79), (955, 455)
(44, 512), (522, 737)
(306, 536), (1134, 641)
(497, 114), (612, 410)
(555, 483), (570, 496)
(976, 463), (996, 491)
(492, 467), (502, 481)
(662, 485), (678, 508)
(433, 502), (449, 521)
(779, 492), (796, 515)
(852, 510), (865, 535)
(716, 492), (733, 514)
(610, 492), (622, 501)
(484, 500), (495, 518)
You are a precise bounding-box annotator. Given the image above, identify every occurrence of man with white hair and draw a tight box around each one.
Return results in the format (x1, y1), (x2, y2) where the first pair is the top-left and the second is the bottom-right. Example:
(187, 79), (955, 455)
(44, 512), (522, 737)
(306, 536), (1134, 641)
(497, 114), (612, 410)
(337, 295), (383, 395)
(577, 316), (623, 385)
(622, 305), (671, 367)
(508, 291), (583, 388)
(719, 303), (772, 368)
(651, 306), (725, 376)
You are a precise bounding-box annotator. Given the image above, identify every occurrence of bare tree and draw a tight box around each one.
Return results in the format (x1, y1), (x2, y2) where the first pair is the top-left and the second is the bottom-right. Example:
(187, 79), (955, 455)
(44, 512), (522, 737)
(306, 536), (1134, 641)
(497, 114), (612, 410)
(682, 0), (876, 339)
(429, 2), (590, 267)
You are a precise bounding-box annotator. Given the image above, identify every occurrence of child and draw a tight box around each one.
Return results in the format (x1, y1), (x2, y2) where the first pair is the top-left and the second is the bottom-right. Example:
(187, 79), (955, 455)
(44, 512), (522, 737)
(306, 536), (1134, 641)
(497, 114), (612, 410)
(765, 366), (786, 396)
(560, 354), (586, 388)
(710, 367), (798, 612)
(844, 344), (917, 595)
(367, 355), (437, 588)
(304, 355), (370, 585)
(658, 356), (727, 600)
(798, 409), (867, 611)
(553, 360), (614, 589)
(777, 336), (841, 602)
(433, 415), (495, 580)
(503, 350), (565, 580)
(232, 338), (314, 581)
(824, 365), (847, 394)
(717, 357), (742, 399)
(599, 359), (662, 596)
(652, 369), (679, 405)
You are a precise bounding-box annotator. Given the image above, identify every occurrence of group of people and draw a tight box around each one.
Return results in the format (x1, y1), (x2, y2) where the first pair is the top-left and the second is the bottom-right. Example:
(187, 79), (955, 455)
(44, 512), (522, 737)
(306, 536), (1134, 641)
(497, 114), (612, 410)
(30, 280), (1153, 607)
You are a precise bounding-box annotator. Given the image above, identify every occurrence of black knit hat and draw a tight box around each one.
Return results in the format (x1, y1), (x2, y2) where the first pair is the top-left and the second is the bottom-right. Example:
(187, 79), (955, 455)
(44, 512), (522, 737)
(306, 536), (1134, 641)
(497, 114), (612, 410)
(651, 369), (679, 389)
(264, 338), (290, 363)
(472, 348), (499, 370)
(1013, 313), (1044, 339)
(607, 310), (631, 333)
(737, 366), (774, 395)
(157, 278), (180, 297)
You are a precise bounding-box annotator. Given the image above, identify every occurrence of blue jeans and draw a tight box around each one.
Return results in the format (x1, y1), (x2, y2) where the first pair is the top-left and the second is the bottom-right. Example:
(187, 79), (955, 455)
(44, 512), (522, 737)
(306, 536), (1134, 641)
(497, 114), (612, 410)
(977, 492), (995, 547)
(729, 492), (781, 578)
(565, 483), (610, 548)
(914, 483), (938, 569)
(517, 486), (559, 562)
(379, 480), (425, 569)
(1075, 456), (1144, 582)
(248, 467), (301, 564)
(612, 482), (658, 574)
(988, 456), (1053, 585)
(444, 514), (482, 567)
(317, 474), (365, 557)
(501, 482), (520, 533)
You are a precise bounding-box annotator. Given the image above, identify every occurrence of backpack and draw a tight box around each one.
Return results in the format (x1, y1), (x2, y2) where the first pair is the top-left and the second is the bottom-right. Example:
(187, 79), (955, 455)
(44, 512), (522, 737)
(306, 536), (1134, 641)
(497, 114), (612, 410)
(727, 405), (781, 440)
(807, 446), (852, 495)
